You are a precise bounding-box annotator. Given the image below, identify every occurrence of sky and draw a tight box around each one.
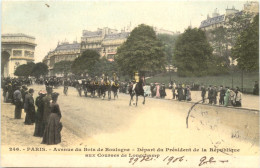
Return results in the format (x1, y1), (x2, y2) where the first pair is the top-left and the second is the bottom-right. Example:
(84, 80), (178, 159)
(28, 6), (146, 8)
(2, 0), (249, 62)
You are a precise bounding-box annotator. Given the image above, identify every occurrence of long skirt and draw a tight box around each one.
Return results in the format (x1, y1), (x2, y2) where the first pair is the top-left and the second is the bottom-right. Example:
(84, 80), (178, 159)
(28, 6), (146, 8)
(34, 120), (45, 137)
(34, 110), (45, 137)
(24, 108), (35, 125)
(224, 95), (229, 106)
(42, 113), (62, 145)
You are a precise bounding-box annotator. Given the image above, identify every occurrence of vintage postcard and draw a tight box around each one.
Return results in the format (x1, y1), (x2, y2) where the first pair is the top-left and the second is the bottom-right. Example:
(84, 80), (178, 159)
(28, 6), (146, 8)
(1, 0), (259, 167)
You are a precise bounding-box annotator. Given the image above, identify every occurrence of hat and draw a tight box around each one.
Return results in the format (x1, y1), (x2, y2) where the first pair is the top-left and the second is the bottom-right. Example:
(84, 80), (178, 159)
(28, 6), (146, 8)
(51, 92), (59, 100)
(29, 88), (34, 93)
(39, 90), (47, 95)
(46, 86), (53, 93)
(22, 85), (28, 90)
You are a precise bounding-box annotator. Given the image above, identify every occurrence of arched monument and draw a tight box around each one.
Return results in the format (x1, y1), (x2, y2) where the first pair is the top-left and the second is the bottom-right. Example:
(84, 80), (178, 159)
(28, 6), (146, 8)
(1, 33), (36, 77)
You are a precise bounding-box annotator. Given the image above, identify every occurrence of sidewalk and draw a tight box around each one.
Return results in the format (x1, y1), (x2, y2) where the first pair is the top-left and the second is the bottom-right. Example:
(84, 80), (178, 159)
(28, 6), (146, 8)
(150, 89), (259, 110)
(1, 98), (83, 147)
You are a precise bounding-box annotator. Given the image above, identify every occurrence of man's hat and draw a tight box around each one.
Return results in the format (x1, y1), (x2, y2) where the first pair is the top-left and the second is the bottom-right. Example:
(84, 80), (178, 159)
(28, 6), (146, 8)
(29, 88), (34, 93)
(46, 86), (53, 93)
(51, 92), (59, 100)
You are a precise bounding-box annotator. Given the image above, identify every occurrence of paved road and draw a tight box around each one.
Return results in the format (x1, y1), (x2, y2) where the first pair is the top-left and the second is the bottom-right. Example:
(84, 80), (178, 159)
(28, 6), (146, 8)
(27, 84), (258, 156)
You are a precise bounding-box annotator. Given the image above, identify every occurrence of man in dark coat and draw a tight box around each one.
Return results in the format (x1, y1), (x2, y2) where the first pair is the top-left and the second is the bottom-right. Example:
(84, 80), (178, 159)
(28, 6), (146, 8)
(13, 86), (23, 119)
(21, 85), (28, 109)
(208, 85), (213, 104)
(177, 84), (183, 101)
(253, 81), (259, 95)
(150, 83), (155, 98)
(219, 86), (225, 105)
(34, 91), (47, 137)
(160, 83), (166, 99)
(7, 82), (13, 103)
(24, 89), (35, 125)
(201, 85), (206, 103)
(212, 86), (218, 105)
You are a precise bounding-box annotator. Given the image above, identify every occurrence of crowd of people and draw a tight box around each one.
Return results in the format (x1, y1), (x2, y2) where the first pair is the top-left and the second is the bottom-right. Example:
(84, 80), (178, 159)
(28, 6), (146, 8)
(2, 77), (62, 145)
(1, 76), (258, 146)
(200, 85), (242, 107)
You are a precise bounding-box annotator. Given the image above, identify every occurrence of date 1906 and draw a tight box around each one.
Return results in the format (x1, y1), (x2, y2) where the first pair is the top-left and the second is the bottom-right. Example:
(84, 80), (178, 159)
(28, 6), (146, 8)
(129, 155), (229, 166)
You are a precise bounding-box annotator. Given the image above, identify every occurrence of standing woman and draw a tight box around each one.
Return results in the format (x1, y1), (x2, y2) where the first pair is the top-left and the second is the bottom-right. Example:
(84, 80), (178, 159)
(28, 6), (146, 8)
(33, 91), (46, 137)
(224, 87), (230, 107)
(24, 89), (36, 125)
(186, 86), (191, 101)
(42, 93), (62, 145)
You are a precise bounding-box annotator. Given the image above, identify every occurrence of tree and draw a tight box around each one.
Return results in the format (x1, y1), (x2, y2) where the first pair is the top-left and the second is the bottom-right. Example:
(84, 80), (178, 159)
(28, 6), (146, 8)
(14, 62), (35, 77)
(115, 24), (166, 76)
(157, 34), (179, 67)
(174, 28), (213, 77)
(225, 11), (254, 49)
(92, 57), (119, 77)
(71, 49), (100, 76)
(31, 62), (48, 78)
(232, 14), (259, 71)
(53, 61), (72, 76)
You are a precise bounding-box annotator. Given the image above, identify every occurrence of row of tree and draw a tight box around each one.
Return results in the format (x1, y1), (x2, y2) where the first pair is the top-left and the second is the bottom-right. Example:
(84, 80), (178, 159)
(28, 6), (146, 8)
(14, 13), (258, 78)
(14, 62), (48, 78)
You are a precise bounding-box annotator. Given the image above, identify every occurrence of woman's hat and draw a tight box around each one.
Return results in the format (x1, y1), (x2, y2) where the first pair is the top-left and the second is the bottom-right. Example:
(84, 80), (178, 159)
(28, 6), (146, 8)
(39, 90), (47, 95)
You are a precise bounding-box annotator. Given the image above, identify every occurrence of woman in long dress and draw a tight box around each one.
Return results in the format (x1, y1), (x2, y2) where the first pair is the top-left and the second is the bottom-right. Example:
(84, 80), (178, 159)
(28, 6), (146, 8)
(42, 93), (62, 145)
(24, 89), (35, 125)
(155, 83), (160, 98)
(186, 86), (191, 101)
(224, 87), (230, 106)
(33, 91), (46, 137)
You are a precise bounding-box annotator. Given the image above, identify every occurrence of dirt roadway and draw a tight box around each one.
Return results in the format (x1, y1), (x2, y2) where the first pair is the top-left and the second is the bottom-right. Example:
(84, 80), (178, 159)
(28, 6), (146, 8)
(1, 84), (259, 156)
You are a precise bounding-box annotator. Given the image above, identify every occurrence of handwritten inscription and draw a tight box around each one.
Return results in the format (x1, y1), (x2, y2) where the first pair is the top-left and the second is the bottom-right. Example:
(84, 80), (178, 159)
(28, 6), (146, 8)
(129, 155), (229, 166)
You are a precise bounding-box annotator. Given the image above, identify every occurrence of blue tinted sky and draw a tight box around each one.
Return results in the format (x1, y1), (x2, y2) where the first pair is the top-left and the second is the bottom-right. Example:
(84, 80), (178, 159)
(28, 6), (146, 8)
(2, 0), (248, 62)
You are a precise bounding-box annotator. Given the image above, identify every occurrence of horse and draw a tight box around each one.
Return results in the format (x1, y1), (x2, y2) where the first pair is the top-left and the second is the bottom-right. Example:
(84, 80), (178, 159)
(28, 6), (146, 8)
(129, 78), (145, 106)
(111, 81), (119, 99)
(100, 80), (111, 100)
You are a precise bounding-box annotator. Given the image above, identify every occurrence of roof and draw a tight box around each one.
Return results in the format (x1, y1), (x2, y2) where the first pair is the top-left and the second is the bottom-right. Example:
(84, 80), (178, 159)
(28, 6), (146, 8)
(2, 33), (35, 39)
(103, 32), (130, 41)
(199, 14), (225, 28)
(82, 30), (102, 37)
(55, 43), (80, 51)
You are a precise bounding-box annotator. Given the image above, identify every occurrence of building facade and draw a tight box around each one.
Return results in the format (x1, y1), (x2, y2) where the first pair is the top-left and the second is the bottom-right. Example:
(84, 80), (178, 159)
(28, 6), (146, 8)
(102, 32), (130, 61)
(1, 33), (36, 77)
(199, 7), (239, 31)
(199, 2), (259, 65)
(81, 27), (130, 61)
(200, 2), (259, 31)
(43, 41), (80, 76)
